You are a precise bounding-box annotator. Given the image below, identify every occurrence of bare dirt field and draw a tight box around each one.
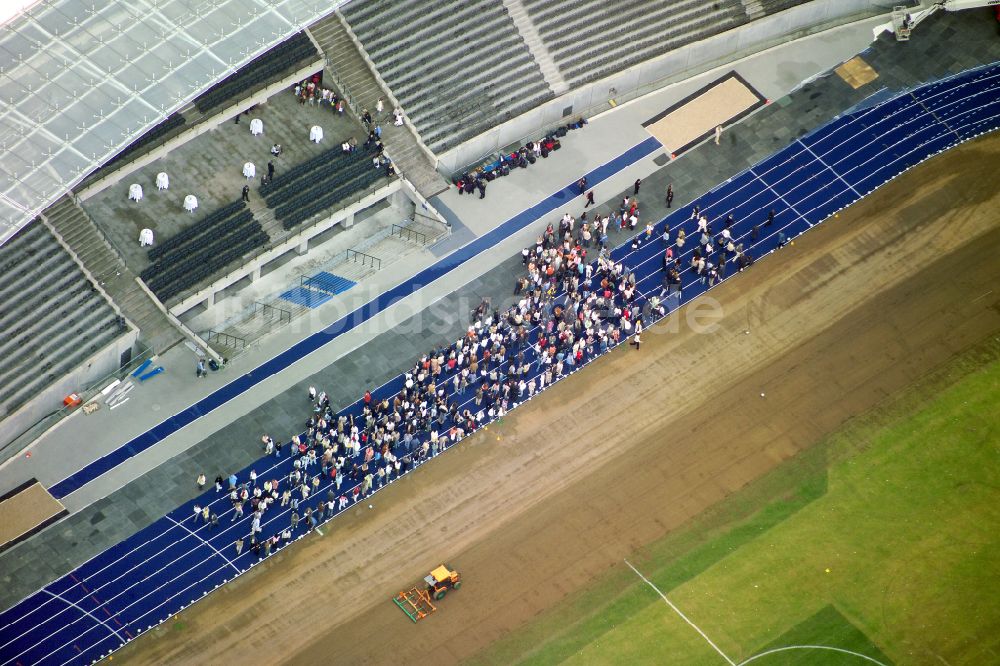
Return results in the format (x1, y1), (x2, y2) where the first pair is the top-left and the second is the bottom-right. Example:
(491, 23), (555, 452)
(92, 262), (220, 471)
(118, 133), (1000, 666)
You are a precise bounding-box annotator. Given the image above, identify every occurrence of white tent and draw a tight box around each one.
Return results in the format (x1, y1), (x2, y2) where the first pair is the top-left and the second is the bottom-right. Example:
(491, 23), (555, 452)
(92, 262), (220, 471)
(0, 0), (348, 246)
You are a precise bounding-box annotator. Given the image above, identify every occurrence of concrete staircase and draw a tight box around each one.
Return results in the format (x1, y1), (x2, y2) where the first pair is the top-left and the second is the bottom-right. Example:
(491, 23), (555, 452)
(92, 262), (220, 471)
(44, 197), (184, 353)
(308, 14), (450, 199)
(502, 0), (570, 95)
(740, 0), (766, 20)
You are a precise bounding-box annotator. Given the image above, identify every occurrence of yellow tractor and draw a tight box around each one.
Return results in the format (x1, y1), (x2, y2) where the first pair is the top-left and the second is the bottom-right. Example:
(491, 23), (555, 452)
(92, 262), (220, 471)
(393, 564), (461, 622)
(424, 564), (462, 600)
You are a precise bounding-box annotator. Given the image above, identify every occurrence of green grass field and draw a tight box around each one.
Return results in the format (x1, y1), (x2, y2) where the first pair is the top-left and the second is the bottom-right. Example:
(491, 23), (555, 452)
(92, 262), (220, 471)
(470, 341), (1000, 666)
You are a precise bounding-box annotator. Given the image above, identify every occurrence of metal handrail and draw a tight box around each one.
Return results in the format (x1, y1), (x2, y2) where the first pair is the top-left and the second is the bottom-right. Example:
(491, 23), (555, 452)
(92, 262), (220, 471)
(391, 222), (427, 245)
(251, 301), (291, 324)
(204, 329), (247, 350)
(346, 248), (381, 269)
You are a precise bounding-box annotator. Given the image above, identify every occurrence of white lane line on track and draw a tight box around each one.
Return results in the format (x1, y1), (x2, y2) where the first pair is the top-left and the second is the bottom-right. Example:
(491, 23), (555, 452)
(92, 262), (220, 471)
(41, 590), (125, 643)
(6, 85), (999, 666)
(737, 645), (889, 666)
(624, 559), (735, 666)
(3, 92), (910, 638)
(0, 137), (926, 662)
(747, 168), (809, 227)
(0, 135), (947, 664)
(165, 516), (241, 574)
(46, 132), (664, 497)
(796, 138), (861, 197)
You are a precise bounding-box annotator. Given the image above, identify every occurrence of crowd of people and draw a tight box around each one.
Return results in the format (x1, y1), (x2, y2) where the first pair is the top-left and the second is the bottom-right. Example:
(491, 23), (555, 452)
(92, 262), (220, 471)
(188, 176), (778, 563)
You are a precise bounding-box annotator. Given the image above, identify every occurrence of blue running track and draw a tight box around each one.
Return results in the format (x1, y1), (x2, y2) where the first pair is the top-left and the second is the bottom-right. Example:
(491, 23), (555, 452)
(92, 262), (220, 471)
(1, 62), (998, 666)
(47, 136), (664, 501)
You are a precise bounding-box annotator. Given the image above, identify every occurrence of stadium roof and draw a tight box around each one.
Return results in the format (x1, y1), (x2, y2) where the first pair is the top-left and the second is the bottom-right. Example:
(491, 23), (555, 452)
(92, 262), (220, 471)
(0, 0), (346, 246)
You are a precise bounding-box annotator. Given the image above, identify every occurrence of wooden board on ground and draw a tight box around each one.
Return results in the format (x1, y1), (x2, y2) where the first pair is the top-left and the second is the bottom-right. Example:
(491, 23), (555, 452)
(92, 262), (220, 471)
(643, 72), (766, 156)
(0, 480), (67, 555)
(836, 56), (879, 89)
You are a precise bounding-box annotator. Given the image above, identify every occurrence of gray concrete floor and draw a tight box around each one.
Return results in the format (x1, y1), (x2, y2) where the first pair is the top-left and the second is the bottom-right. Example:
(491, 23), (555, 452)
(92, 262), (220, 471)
(80, 88), (369, 275)
(3, 8), (999, 612)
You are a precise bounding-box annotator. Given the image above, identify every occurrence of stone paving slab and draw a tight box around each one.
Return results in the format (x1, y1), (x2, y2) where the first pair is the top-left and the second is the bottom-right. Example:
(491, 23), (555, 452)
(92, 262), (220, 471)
(1, 9), (998, 612)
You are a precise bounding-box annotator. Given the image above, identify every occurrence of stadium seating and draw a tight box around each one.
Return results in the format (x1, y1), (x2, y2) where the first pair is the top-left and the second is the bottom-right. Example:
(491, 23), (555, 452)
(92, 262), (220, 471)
(523, 0), (749, 87)
(0, 223), (127, 415)
(95, 113), (186, 174)
(140, 203), (268, 301)
(260, 145), (390, 230)
(192, 32), (319, 114)
(759, 0), (817, 15)
(342, 0), (555, 153)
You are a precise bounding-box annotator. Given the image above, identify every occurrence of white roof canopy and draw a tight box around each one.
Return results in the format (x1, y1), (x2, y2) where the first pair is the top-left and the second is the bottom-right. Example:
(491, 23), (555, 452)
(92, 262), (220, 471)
(0, 0), (344, 246)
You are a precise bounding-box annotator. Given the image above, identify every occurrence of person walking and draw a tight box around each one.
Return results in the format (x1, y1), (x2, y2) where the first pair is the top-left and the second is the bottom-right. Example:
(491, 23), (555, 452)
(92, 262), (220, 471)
(633, 178), (641, 195)
(196, 359), (206, 378)
(630, 319), (643, 350)
(666, 184), (673, 208)
(291, 511), (299, 530)
(766, 209), (775, 227)
(235, 537), (244, 555)
(715, 125), (722, 145)
(584, 190), (595, 207)
(196, 473), (206, 490)
(267, 160), (275, 181)
(241, 184), (249, 202)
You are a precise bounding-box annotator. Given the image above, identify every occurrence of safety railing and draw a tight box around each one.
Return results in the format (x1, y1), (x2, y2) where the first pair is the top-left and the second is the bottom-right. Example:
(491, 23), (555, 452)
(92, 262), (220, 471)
(204, 329), (247, 350)
(391, 222), (428, 245)
(250, 301), (292, 325)
(346, 248), (381, 270)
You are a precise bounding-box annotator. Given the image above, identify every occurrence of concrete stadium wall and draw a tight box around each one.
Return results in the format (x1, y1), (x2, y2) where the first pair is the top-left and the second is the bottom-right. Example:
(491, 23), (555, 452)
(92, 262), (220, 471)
(0, 329), (138, 454)
(167, 178), (405, 318)
(436, 0), (888, 176)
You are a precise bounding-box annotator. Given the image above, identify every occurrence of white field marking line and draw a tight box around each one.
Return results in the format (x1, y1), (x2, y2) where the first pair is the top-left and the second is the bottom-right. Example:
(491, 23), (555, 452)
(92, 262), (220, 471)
(17, 94), (1000, 664)
(24, 133), (669, 624)
(41, 590), (125, 643)
(824, 91), (1000, 186)
(48, 133), (661, 494)
(165, 516), (241, 574)
(971, 290), (993, 303)
(747, 168), (809, 226)
(739, 105), (998, 239)
(48, 161), (935, 663)
(737, 645), (889, 666)
(16, 548), (224, 666)
(0, 124), (926, 658)
(911, 91), (964, 142)
(806, 68), (1000, 160)
(795, 138), (861, 197)
(835, 115), (967, 190)
(14, 125), (1000, 666)
(19, 477), (381, 663)
(624, 559), (735, 666)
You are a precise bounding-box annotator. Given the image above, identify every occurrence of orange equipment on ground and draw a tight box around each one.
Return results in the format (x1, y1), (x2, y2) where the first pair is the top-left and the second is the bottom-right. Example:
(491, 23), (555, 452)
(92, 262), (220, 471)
(392, 564), (461, 622)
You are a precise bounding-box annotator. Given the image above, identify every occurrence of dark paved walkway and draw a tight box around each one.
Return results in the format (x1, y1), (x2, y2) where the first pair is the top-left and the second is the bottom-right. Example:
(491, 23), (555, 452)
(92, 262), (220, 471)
(2, 9), (998, 612)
